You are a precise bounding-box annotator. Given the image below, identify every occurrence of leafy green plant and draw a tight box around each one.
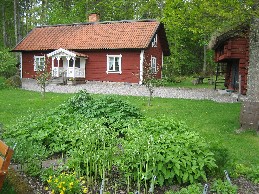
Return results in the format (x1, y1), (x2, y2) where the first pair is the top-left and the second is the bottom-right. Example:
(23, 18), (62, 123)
(234, 164), (259, 184)
(211, 179), (238, 194)
(248, 166), (259, 184)
(119, 117), (217, 186)
(209, 146), (235, 179)
(3, 92), (217, 192)
(165, 183), (203, 194)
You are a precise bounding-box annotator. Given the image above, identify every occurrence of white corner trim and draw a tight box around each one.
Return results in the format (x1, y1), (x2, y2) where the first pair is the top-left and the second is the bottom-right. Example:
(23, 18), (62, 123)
(20, 53), (22, 78)
(139, 50), (144, 84)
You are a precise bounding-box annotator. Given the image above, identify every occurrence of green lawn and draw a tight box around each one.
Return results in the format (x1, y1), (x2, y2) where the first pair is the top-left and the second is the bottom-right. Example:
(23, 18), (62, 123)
(0, 88), (258, 166)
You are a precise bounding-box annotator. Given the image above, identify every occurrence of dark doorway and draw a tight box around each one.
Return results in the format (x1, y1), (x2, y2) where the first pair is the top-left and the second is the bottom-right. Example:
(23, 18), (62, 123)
(231, 59), (239, 90)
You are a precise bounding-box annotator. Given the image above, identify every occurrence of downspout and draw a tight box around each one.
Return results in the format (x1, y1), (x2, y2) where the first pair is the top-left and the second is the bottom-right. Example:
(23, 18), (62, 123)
(139, 50), (144, 84)
(161, 52), (164, 78)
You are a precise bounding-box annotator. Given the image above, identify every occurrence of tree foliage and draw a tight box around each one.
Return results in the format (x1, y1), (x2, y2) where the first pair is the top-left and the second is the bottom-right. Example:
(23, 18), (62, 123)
(0, 49), (17, 78)
(1, 0), (259, 76)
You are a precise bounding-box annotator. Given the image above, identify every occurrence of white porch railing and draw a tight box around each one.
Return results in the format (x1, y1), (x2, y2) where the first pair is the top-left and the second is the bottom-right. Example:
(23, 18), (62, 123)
(52, 67), (64, 77)
(67, 67), (85, 78)
(52, 67), (85, 78)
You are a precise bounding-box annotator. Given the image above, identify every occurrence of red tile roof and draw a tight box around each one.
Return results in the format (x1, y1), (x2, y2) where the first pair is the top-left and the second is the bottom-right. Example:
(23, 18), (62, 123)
(12, 20), (170, 55)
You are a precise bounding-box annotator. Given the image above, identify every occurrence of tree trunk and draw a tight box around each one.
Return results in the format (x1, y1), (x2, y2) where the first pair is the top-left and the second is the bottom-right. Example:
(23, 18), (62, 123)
(2, 3), (7, 47)
(202, 44), (207, 74)
(41, 0), (47, 25)
(17, 0), (22, 43)
(239, 17), (259, 132)
(246, 17), (259, 101)
(14, 0), (18, 44)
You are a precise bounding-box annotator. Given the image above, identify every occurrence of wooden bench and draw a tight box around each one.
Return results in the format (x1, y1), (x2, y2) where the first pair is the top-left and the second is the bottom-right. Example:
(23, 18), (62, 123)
(0, 140), (14, 190)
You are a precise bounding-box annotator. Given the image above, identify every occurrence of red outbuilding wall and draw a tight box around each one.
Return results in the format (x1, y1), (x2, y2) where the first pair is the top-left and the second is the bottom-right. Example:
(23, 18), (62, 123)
(214, 37), (249, 95)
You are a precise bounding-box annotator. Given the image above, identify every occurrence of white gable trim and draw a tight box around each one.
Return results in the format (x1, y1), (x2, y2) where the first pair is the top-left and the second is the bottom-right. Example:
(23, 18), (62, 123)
(47, 48), (77, 58)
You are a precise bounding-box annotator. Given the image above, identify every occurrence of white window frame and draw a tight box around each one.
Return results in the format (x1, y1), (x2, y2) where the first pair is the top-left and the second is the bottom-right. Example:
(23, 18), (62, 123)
(34, 56), (45, 71)
(106, 54), (122, 74)
(152, 34), (157, 47)
(151, 56), (157, 73)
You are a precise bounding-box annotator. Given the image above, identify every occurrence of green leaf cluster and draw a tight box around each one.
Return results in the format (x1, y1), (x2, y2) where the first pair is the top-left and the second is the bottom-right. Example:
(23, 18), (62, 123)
(165, 183), (203, 194)
(234, 164), (259, 184)
(211, 179), (238, 194)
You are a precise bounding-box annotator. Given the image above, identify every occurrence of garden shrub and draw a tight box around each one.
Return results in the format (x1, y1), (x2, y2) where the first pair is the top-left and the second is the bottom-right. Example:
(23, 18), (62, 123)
(0, 49), (18, 78)
(5, 75), (22, 88)
(3, 92), (142, 172)
(64, 90), (142, 121)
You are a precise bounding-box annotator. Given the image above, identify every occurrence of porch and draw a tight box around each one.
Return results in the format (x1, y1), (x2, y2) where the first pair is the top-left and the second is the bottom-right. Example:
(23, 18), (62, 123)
(47, 48), (88, 84)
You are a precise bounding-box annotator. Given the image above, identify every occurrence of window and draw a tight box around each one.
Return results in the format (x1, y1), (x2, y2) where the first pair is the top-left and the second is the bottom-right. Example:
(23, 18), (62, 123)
(152, 34), (157, 47)
(69, 58), (80, 68)
(34, 56), (45, 71)
(151, 56), (157, 73)
(107, 55), (122, 73)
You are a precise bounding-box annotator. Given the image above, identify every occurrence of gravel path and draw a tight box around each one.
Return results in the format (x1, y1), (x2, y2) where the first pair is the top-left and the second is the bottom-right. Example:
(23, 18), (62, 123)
(22, 79), (246, 103)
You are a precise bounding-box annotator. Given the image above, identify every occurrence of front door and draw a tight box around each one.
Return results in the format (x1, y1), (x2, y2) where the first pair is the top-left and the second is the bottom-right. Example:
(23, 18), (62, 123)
(231, 60), (239, 90)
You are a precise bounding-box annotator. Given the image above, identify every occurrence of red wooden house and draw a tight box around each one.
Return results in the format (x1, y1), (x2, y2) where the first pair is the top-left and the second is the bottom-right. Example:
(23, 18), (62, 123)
(210, 25), (249, 95)
(12, 14), (170, 84)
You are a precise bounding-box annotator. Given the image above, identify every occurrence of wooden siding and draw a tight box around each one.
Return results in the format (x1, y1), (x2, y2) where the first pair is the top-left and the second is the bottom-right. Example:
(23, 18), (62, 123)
(84, 50), (140, 83)
(21, 50), (141, 83)
(22, 51), (51, 78)
(144, 33), (163, 79)
(214, 37), (249, 95)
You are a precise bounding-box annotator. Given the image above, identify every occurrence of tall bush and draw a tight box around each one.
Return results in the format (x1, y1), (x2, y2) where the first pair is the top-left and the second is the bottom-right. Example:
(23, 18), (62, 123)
(0, 49), (18, 78)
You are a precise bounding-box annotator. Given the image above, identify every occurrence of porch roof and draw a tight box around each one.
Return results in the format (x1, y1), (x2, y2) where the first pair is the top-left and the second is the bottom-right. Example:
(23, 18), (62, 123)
(47, 48), (88, 58)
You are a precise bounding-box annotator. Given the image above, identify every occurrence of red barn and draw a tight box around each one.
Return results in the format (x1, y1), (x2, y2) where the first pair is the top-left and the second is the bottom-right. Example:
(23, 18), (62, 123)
(12, 15), (170, 85)
(210, 26), (249, 95)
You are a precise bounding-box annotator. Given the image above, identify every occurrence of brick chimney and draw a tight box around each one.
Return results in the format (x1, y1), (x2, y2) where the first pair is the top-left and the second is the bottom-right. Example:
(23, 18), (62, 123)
(88, 13), (100, 23)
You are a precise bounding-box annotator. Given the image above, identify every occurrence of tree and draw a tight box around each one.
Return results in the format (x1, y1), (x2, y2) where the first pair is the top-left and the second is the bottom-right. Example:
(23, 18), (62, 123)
(239, 2), (259, 132)
(35, 57), (51, 98)
(142, 59), (161, 107)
